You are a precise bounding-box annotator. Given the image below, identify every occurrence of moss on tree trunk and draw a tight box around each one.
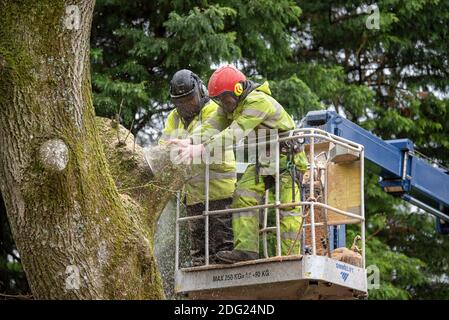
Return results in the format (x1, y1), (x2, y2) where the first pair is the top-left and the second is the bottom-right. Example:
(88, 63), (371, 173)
(0, 0), (187, 299)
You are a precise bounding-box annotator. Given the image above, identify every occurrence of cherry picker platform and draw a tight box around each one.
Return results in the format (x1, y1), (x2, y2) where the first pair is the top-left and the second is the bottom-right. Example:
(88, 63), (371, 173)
(174, 127), (368, 299)
(171, 109), (449, 299)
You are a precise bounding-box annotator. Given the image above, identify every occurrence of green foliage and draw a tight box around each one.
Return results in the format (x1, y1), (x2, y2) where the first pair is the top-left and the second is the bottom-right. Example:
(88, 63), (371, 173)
(221, 0), (302, 76)
(163, 5), (240, 68)
(270, 75), (322, 119)
(293, 0), (449, 299)
(91, 1), (247, 142)
(0, 195), (30, 296)
(90, 0), (308, 143)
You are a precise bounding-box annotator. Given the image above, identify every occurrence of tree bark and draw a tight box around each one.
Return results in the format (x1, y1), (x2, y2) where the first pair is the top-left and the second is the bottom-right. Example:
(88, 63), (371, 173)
(0, 0), (186, 299)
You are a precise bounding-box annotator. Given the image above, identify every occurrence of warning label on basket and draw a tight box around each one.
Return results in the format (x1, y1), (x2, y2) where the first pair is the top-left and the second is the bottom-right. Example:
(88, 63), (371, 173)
(212, 269), (271, 282)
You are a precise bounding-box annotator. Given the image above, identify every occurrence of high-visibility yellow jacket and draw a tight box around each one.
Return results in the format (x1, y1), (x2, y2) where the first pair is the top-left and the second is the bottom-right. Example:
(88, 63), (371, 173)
(193, 81), (308, 255)
(159, 100), (236, 205)
(201, 81), (296, 151)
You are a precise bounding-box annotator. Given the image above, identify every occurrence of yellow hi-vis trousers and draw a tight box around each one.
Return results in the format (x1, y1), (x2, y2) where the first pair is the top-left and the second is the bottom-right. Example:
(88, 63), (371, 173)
(231, 154), (304, 256)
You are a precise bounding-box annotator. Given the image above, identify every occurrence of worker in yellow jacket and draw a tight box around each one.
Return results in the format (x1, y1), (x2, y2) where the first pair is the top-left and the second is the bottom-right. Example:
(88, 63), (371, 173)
(160, 69), (236, 266)
(173, 65), (308, 263)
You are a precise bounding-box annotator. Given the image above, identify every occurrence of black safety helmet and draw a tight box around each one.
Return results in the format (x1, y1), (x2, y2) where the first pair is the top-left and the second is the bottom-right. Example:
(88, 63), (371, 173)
(169, 69), (209, 120)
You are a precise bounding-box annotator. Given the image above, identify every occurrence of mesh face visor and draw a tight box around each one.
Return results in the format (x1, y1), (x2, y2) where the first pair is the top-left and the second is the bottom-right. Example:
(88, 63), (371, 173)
(172, 87), (202, 120)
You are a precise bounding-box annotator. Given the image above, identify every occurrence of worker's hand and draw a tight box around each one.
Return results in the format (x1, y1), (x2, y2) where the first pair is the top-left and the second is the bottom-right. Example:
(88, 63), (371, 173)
(174, 144), (205, 165)
(166, 138), (191, 147)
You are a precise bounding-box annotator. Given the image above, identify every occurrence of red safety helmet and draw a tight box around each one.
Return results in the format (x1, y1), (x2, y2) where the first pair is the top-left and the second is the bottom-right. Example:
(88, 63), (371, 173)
(208, 65), (246, 98)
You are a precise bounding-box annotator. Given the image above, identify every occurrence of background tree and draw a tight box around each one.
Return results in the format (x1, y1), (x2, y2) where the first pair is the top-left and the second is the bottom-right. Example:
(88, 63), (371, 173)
(0, 0), (190, 299)
(89, 0), (310, 143)
(90, 0), (240, 143)
(292, 0), (449, 299)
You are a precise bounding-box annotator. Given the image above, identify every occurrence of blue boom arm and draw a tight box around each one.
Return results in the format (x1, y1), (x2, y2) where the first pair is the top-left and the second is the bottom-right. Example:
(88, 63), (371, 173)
(304, 110), (449, 234)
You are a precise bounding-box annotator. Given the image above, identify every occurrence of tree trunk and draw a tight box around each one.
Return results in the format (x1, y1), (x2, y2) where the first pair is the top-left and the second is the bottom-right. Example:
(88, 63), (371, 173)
(0, 0), (186, 299)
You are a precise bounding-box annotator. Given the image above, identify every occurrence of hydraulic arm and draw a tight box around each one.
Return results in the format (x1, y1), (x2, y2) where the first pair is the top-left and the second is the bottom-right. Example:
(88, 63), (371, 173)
(304, 110), (449, 234)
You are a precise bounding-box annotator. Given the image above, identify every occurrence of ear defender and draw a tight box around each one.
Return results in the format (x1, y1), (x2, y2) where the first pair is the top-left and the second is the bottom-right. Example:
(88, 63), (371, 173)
(201, 83), (208, 98)
(234, 82), (243, 96)
(198, 80), (206, 98)
(192, 73), (207, 99)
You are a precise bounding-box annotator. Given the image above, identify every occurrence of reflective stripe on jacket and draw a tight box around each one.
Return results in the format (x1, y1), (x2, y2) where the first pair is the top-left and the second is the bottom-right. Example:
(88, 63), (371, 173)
(204, 81), (296, 151)
(159, 100), (236, 205)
